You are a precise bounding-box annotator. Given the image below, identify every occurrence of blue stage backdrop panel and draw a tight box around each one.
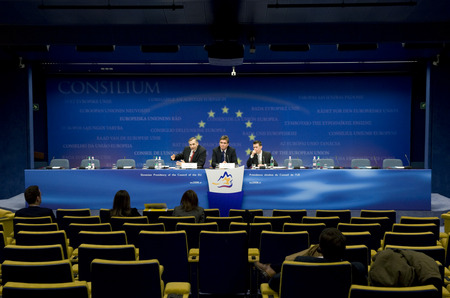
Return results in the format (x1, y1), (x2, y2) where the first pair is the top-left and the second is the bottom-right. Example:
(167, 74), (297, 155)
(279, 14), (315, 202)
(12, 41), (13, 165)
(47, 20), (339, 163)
(24, 169), (431, 210)
(46, 75), (411, 169)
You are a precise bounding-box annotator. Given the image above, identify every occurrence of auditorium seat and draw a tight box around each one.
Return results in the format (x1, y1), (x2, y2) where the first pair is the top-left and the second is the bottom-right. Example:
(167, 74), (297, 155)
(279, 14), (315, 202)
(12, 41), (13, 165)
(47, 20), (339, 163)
(138, 231), (190, 283)
(337, 223), (382, 251)
(110, 216), (148, 231)
(203, 208), (220, 218)
(13, 216), (53, 237)
(348, 284), (439, 298)
(229, 209), (264, 223)
(360, 210), (396, 229)
(4, 244), (65, 262)
(15, 223), (59, 234)
(176, 222), (218, 251)
(382, 158), (403, 169)
(351, 158), (371, 169)
(261, 261), (352, 298)
(67, 223), (112, 248)
(76, 244), (137, 282)
(344, 245), (370, 273)
(91, 259), (190, 298)
(381, 231), (436, 250)
(158, 216), (196, 231)
(283, 223), (326, 245)
(56, 208), (91, 222)
(253, 216), (291, 232)
(2, 281), (89, 298)
(206, 216), (243, 231)
(230, 222), (272, 251)
(259, 231), (309, 266)
(77, 230), (128, 246)
(59, 215), (101, 232)
(198, 231), (249, 296)
(116, 158), (136, 169)
(272, 209), (307, 223)
(1, 259), (75, 285)
(315, 210), (351, 223)
(351, 216), (392, 234)
(143, 209), (173, 223)
(123, 223), (165, 247)
(302, 216), (340, 228)
(15, 230), (73, 259)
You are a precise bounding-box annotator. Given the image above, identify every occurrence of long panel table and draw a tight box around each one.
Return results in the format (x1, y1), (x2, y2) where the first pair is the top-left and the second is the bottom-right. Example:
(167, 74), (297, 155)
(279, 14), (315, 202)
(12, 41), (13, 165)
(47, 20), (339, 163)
(24, 169), (431, 211)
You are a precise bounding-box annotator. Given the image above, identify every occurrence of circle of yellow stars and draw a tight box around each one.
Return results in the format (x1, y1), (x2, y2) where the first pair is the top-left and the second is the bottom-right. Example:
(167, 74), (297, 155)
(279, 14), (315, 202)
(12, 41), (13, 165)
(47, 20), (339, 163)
(195, 105), (259, 165)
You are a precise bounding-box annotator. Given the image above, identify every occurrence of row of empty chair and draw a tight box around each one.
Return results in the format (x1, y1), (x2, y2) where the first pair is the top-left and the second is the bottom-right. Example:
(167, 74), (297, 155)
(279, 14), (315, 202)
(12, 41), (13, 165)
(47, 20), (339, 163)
(1, 209), (447, 297)
(48, 158), (406, 169)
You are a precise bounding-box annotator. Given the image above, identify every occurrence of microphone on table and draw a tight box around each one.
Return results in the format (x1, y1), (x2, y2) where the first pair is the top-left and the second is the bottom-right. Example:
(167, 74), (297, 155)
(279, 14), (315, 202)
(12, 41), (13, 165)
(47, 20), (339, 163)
(404, 153), (412, 169)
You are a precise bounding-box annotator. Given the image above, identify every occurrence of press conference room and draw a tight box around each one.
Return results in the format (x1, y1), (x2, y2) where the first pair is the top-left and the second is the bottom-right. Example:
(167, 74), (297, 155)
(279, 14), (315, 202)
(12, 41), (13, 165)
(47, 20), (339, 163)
(1, 1), (450, 297)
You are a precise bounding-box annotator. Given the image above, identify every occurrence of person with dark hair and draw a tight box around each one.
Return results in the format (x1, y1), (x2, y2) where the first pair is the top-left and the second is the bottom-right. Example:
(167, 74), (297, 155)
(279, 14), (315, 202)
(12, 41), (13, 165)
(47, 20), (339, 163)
(255, 227), (367, 292)
(110, 190), (141, 217)
(246, 140), (277, 168)
(171, 137), (207, 169)
(172, 190), (205, 223)
(15, 185), (56, 222)
(211, 135), (238, 168)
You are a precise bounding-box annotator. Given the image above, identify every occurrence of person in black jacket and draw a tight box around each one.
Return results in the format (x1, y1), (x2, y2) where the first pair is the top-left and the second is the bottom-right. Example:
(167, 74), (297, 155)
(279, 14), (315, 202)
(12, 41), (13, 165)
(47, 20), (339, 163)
(171, 137), (207, 169)
(211, 135), (238, 168)
(15, 185), (56, 222)
(246, 140), (277, 168)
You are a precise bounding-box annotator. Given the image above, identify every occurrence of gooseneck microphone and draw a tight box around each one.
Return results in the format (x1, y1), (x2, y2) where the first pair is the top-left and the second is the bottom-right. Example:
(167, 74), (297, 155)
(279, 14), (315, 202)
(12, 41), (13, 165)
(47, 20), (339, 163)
(404, 153), (410, 167)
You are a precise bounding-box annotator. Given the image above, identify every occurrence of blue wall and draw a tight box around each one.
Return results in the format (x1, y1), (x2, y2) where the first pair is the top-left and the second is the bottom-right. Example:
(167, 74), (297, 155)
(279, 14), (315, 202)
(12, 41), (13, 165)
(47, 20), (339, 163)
(431, 63), (450, 197)
(0, 65), (31, 199)
(1, 63), (450, 201)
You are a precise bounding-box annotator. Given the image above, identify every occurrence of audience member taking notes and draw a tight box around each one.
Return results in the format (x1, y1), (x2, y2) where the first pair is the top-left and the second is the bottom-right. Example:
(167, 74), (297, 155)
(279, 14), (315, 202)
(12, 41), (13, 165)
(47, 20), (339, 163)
(171, 137), (207, 169)
(211, 135), (238, 168)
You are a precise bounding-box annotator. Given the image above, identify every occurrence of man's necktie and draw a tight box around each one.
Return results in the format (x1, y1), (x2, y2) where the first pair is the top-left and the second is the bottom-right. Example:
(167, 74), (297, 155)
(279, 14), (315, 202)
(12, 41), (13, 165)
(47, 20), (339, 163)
(221, 151), (225, 162)
(189, 151), (195, 162)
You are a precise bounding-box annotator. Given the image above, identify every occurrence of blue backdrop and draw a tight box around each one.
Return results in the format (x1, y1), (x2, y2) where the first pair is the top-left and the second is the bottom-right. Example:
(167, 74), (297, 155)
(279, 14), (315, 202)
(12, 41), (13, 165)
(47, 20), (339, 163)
(46, 75), (411, 169)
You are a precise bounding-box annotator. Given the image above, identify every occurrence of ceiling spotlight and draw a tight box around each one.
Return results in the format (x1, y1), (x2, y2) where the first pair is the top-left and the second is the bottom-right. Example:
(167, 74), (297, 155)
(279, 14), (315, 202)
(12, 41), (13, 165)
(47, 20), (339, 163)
(249, 36), (256, 54)
(18, 57), (25, 69)
(433, 54), (440, 66)
(231, 66), (236, 77)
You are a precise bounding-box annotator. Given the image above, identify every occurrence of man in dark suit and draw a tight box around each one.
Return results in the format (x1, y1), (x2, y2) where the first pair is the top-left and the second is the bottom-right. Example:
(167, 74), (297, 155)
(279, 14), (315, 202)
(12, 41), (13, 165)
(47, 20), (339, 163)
(15, 185), (56, 222)
(246, 140), (278, 168)
(211, 135), (238, 168)
(171, 137), (207, 169)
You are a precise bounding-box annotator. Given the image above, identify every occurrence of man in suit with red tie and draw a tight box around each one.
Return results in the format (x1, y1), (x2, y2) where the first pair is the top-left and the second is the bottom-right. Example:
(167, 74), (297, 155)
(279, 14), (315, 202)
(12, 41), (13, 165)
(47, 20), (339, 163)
(211, 135), (238, 168)
(171, 137), (207, 169)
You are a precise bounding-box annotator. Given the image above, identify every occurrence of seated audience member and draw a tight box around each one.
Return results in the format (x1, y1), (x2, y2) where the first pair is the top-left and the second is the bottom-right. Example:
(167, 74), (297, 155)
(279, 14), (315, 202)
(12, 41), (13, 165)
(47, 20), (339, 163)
(369, 248), (441, 292)
(172, 190), (205, 223)
(255, 227), (367, 292)
(15, 185), (56, 222)
(110, 190), (141, 217)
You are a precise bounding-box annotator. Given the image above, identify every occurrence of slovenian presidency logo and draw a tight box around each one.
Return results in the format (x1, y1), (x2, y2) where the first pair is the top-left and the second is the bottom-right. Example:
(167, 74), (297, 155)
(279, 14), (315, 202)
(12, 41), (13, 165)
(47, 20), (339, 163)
(212, 171), (233, 188)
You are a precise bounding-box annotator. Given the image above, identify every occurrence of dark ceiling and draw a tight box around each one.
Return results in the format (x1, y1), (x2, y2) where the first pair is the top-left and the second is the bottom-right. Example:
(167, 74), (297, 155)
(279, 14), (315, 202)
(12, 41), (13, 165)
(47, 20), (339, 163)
(0, 0), (449, 73)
